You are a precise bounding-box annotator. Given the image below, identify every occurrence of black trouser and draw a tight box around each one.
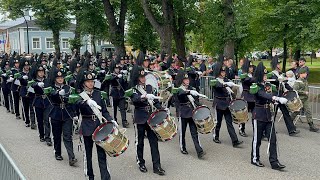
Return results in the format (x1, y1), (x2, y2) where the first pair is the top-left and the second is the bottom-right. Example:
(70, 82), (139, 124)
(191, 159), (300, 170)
(112, 97), (127, 124)
(51, 118), (75, 160)
(278, 104), (296, 134)
(134, 122), (161, 169)
(83, 136), (111, 180)
(9, 91), (14, 112)
(13, 91), (20, 117)
(3, 90), (10, 111)
(179, 117), (203, 154)
(251, 119), (278, 165)
(240, 102), (255, 132)
(214, 108), (238, 143)
(34, 107), (51, 140)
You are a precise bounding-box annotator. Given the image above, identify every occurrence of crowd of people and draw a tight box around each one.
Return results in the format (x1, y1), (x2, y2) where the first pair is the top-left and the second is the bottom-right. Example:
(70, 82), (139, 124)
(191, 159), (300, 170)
(0, 50), (318, 180)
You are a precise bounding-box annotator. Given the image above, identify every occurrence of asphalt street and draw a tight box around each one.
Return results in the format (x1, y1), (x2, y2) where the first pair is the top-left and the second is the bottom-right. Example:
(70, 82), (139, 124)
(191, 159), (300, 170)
(0, 101), (319, 180)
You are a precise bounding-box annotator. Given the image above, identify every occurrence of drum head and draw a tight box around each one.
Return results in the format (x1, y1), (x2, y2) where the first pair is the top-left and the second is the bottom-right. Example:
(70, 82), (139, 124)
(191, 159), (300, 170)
(93, 122), (114, 141)
(193, 106), (210, 121)
(145, 73), (159, 91)
(283, 91), (296, 101)
(149, 110), (167, 126)
(229, 99), (247, 111)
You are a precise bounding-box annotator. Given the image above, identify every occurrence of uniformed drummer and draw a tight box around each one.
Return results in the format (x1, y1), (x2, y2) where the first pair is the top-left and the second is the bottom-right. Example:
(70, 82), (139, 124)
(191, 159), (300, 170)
(269, 57), (300, 136)
(239, 59), (255, 137)
(47, 68), (77, 165)
(1, 59), (13, 113)
(129, 65), (165, 176)
(75, 69), (114, 180)
(11, 58), (22, 119)
(175, 69), (205, 159)
(250, 62), (286, 170)
(211, 62), (243, 147)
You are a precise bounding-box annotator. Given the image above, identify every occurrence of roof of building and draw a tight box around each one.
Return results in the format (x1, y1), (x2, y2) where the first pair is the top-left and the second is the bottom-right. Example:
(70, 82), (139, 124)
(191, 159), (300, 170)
(0, 17), (76, 31)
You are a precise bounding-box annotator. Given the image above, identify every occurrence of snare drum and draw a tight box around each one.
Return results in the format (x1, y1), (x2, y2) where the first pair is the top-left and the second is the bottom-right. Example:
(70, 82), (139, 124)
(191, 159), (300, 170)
(145, 71), (173, 102)
(92, 122), (129, 157)
(148, 110), (177, 141)
(192, 105), (215, 134)
(229, 99), (249, 124)
(283, 90), (302, 112)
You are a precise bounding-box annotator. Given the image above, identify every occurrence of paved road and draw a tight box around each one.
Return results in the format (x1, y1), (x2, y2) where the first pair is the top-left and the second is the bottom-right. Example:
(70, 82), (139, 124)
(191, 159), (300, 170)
(0, 102), (319, 180)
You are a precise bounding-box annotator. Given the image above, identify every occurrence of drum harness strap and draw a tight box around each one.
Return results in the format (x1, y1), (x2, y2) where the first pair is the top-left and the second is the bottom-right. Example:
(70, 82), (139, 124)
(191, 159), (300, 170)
(216, 78), (234, 100)
(136, 85), (157, 112)
(180, 85), (196, 109)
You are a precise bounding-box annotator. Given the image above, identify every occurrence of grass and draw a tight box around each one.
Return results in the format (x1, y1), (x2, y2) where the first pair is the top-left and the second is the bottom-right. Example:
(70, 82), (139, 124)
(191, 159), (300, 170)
(251, 57), (320, 85)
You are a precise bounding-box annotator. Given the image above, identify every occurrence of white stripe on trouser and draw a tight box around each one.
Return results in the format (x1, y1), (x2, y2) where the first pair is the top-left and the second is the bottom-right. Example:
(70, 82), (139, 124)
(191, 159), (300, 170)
(212, 105), (217, 138)
(179, 117), (183, 151)
(133, 123), (140, 165)
(252, 119), (258, 163)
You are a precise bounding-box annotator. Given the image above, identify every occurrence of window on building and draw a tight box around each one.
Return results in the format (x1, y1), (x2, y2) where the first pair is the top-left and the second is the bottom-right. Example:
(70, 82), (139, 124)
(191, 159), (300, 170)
(32, 37), (40, 49)
(46, 38), (54, 49)
(61, 38), (69, 49)
(97, 40), (103, 46)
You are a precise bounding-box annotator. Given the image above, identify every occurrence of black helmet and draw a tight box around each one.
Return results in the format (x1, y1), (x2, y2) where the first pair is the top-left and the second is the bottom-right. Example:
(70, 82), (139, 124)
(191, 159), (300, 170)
(175, 69), (189, 87)
(254, 62), (267, 83)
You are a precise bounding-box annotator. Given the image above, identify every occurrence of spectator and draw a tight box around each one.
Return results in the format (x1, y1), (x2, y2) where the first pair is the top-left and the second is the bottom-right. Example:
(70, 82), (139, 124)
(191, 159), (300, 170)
(297, 58), (310, 79)
(225, 58), (237, 80)
(238, 58), (245, 76)
(288, 60), (299, 78)
(204, 57), (215, 76)
(198, 58), (207, 75)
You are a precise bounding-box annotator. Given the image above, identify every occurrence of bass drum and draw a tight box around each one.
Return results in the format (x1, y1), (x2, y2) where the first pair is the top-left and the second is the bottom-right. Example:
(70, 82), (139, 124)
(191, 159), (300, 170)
(192, 105), (215, 134)
(92, 122), (129, 157)
(283, 90), (302, 112)
(229, 99), (249, 124)
(145, 71), (173, 102)
(148, 109), (177, 141)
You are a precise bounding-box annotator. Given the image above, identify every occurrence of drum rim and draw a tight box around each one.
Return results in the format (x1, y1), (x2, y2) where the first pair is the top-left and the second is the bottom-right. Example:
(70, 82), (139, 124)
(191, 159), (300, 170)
(192, 105), (209, 114)
(229, 98), (247, 108)
(147, 109), (168, 126)
(92, 121), (115, 142)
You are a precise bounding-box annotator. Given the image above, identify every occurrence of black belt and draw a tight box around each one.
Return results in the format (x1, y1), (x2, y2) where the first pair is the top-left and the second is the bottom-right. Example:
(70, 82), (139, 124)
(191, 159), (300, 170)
(136, 106), (151, 111)
(82, 115), (97, 120)
(256, 104), (270, 108)
(180, 102), (192, 106)
(214, 96), (230, 99)
(52, 103), (66, 109)
(35, 94), (47, 98)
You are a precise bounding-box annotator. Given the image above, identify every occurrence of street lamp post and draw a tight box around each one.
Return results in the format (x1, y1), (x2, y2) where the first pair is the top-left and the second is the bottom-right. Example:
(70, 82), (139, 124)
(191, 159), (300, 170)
(21, 13), (30, 54)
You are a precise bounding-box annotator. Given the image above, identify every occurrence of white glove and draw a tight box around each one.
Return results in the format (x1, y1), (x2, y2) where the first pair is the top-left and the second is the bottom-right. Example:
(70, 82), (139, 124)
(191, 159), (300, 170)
(146, 94), (156, 100)
(86, 99), (101, 110)
(117, 74), (123, 78)
(7, 77), (14, 82)
(100, 70), (105, 74)
(72, 116), (79, 121)
(120, 70), (128, 74)
(2, 73), (7, 77)
(164, 73), (171, 79)
(59, 89), (65, 96)
(278, 97), (288, 104)
(225, 82), (235, 87)
(278, 76), (285, 82)
(23, 75), (28, 80)
(196, 71), (203, 75)
(164, 108), (170, 115)
(190, 90), (200, 96)
(37, 82), (45, 88)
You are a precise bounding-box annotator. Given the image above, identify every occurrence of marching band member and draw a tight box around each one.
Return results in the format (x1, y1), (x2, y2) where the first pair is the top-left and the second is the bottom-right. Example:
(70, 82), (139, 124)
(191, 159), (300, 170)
(292, 68), (319, 132)
(250, 62), (286, 170)
(211, 62), (243, 147)
(68, 59), (81, 88)
(19, 59), (36, 128)
(30, 65), (53, 145)
(239, 59), (256, 137)
(47, 68), (77, 165)
(187, 56), (200, 92)
(269, 57), (300, 136)
(109, 60), (129, 128)
(1, 59), (13, 113)
(11, 58), (22, 119)
(175, 69), (205, 159)
(75, 69), (113, 180)
(129, 65), (165, 176)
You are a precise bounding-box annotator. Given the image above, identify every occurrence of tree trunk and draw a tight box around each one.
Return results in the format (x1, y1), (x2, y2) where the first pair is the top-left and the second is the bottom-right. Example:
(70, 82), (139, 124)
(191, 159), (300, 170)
(91, 36), (96, 56)
(141, 0), (173, 55)
(223, 0), (235, 59)
(268, 47), (273, 60)
(102, 0), (127, 57)
(52, 29), (61, 58)
(294, 49), (301, 61)
(73, 0), (81, 53)
(172, 12), (186, 57)
(311, 50), (317, 59)
(282, 24), (288, 73)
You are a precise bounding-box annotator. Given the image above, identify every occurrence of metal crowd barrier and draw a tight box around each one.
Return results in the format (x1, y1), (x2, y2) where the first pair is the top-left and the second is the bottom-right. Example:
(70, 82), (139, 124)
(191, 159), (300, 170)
(0, 144), (26, 180)
(200, 76), (320, 120)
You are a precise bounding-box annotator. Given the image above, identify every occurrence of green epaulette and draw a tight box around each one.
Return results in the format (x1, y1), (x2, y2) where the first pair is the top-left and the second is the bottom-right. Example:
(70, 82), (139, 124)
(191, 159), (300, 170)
(68, 94), (81, 104)
(14, 73), (22, 79)
(171, 87), (180, 94)
(125, 88), (133, 97)
(101, 91), (108, 99)
(267, 72), (273, 79)
(43, 87), (53, 95)
(249, 83), (260, 94)
(240, 73), (248, 80)
(27, 80), (35, 87)
(65, 74), (72, 82)
(209, 79), (218, 87)
(271, 84), (277, 92)
(104, 74), (112, 81)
